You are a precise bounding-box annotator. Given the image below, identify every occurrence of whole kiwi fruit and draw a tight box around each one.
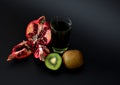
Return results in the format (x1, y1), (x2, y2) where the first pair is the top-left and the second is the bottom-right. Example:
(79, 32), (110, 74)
(62, 50), (84, 69)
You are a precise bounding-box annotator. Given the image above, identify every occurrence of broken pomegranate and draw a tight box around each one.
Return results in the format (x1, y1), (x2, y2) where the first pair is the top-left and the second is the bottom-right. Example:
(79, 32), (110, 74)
(7, 16), (51, 62)
(34, 45), (50, 61)
(7, 41), (32, 61)
(26, 16), (51, 45)
(26, 16), (51, 61)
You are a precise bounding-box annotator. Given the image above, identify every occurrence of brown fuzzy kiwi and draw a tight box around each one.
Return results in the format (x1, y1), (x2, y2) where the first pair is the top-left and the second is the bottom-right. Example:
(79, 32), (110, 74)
(62, 50), (84, 69)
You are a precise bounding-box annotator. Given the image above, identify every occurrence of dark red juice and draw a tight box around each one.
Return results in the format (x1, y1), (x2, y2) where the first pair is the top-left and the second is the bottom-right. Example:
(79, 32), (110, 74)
(51, 21), (71, 48)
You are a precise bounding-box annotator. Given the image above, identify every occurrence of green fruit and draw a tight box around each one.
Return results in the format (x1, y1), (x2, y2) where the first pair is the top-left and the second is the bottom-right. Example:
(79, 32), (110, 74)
(45, 53), (62, 70)
(62, 50), (84, 69)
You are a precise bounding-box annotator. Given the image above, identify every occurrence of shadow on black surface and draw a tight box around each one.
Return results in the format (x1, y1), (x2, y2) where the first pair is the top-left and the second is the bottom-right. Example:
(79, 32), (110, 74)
(33, 58), (62, 76)
(7, 57), (31, 67)
(33, 57), (85, 76)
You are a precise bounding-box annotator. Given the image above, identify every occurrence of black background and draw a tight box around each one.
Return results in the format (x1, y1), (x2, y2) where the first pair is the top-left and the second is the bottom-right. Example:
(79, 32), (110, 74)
(0, 0), (120, 85)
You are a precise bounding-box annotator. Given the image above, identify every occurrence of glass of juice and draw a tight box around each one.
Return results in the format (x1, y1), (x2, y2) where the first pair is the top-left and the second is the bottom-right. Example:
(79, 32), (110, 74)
(50, 16), (72, 54)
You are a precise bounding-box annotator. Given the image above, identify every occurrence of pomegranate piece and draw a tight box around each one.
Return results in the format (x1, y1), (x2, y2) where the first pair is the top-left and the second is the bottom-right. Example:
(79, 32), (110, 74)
(7, 41), (32, 61)
(26, 16), (51, 45)
(34, 45), (50, 61)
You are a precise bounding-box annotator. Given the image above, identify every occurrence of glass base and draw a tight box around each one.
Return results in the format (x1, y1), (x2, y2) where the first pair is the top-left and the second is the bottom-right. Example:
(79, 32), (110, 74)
(52, 47), (68, 54)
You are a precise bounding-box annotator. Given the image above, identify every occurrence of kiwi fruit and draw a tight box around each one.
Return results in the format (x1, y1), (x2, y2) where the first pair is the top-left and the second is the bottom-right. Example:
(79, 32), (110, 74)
(45, 53), (62, 70)
(62, 50), (84, 69)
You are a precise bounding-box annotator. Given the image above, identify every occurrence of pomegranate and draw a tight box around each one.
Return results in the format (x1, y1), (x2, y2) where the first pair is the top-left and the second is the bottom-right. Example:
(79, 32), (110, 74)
(26, 16), (51, 45)
(26, 16), (51, 61)
(34, 45), (50, 61)
(7, 41), (32, 61)
(7, 16), (51, 62)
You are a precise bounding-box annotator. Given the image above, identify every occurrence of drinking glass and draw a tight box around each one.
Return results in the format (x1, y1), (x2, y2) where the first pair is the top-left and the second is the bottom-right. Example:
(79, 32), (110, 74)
(50, 16), (72, 54)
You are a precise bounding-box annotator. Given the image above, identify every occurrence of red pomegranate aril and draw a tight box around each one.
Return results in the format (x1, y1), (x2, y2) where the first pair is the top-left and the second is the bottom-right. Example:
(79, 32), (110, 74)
(33, 23), (38, 28)
(39, 38), (47, 45)
(38, 30), (46, 38)
(42, 37), (47, 44)
(33, 24), (38, 34)
(44, 27), (49, 31)
(27, 33), (34, 39)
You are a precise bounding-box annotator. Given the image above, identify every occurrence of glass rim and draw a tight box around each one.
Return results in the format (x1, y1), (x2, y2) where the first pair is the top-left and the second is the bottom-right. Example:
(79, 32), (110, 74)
(50, 16), (72, 32)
